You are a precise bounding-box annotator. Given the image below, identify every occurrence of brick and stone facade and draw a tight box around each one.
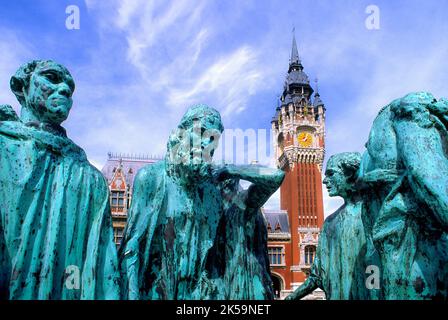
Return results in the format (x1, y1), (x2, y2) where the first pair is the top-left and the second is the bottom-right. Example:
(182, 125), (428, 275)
(101, 153), (161, 246)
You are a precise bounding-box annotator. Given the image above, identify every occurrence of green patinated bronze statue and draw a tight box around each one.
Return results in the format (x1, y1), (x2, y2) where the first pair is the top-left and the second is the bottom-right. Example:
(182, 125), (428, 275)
(2, 58), (445, 302)
(359, 92), (448, 299)
(210, 164), (284, 299)
(0, 60), (120, 300)
(286, 152), (373, 300)
(287, 92), (448, 300)
(119, 105), (284, 300)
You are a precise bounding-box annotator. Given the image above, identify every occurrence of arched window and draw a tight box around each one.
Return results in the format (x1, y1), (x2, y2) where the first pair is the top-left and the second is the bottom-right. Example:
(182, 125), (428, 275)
(270, 274), (284, 299)
(304, 245), (316, 265)
(277, 133), (284, 152)
(285, 132), (292, 146)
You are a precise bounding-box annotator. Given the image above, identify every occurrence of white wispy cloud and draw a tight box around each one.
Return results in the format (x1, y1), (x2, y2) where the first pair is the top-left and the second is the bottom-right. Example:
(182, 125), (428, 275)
(114, 0), (208, 77)
(0, 30), (31, 113)
(76, 0), (276, 167)
(155, 28), (211, 89)
(167, 46), (264, 116)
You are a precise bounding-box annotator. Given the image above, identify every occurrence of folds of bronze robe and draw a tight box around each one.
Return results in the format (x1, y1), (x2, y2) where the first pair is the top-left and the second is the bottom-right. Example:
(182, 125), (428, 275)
(362, 93), (448, 299)
(316, 203), (372, 299)
(0, 111), (120, 299)
(221, 207), (273, 300)
(119, 161), (226, 300)
(205, 182), (274, 300)
(120, 160), (277, 300)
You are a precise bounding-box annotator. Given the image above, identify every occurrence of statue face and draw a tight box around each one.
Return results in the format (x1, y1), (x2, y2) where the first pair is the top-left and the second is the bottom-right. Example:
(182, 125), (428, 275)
(168, 116), (222, 181)
(190, 119), (221, 165)
(25, 62), (75, 125)
(186, 118), (221, 178)
(323, 162), (349, 198)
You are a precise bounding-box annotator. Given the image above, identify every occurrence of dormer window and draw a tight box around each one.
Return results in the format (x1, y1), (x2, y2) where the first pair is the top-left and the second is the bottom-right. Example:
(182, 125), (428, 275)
(275, 222), (282, 232)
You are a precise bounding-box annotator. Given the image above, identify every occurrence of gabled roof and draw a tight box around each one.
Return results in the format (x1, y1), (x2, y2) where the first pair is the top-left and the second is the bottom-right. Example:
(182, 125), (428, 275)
(101, 153), (162, 189)
(262, 209), (290, 234)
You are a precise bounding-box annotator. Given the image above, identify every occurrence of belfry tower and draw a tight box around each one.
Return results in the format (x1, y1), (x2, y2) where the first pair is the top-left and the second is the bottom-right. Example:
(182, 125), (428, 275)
(271, 32), (326, 289)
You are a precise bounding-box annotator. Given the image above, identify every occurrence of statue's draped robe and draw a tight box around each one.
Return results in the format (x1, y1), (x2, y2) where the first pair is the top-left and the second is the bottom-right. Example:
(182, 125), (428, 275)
(120, 161), (225, 300)
(120, 162), (274, 300)
(208, 183), (273, 300)
(361, 96), (448, 299)
(0, 115), (120, 299)
(304, 203), (371, 300)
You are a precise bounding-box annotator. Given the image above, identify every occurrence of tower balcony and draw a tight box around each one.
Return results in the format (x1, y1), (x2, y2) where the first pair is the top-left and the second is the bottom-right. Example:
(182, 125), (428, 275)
(277, 147), (325, 169)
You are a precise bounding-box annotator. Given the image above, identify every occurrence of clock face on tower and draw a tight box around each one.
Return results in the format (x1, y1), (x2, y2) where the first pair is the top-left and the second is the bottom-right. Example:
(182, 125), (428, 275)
(298, 132), (313, 148)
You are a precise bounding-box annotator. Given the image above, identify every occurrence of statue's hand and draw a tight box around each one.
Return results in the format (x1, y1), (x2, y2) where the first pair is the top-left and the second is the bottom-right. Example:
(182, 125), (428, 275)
(285, 293), (297, 300)
(0, 105), (19, 121)
(212, 164), (235, 181)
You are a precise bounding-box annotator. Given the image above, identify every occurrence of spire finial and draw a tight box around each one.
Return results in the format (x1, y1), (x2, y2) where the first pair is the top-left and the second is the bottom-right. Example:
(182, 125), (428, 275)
(290, 28), (300, 65)
(313, 77), (324, 107)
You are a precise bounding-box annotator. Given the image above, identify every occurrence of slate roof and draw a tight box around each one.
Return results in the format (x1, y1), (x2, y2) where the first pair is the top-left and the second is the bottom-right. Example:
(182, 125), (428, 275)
(313, 92), (324, 107)
(286, 68), (310, 86)
(262, 209), (290, 234)
(101, 153), (162, 188)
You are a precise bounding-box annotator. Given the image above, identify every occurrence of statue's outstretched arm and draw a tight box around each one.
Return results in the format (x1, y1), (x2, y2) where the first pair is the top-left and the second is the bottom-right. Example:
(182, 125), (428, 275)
(394, 120), (448, 228)
(216, 164), (284, 209)
(285, 276), (319, 300)
(285, 255), (322, 300)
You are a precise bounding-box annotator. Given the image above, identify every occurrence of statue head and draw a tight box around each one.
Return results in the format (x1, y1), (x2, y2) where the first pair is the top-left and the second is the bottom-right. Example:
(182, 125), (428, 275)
(323, 152), (361, 199)
(10, 60), (75, 125)
(166, 104), (224, 183)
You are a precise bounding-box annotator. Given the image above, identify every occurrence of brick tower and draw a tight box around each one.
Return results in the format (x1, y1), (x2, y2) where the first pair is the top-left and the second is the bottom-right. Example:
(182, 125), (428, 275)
(270, 32), (326, 292)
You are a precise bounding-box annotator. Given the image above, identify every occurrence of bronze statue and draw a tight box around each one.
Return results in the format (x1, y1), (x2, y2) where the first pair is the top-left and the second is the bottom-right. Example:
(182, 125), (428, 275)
(119, 105), (283, 299)
(286, 152), (371, 300)
(358, 92), (448, 299)
(0, 60), (120, 299)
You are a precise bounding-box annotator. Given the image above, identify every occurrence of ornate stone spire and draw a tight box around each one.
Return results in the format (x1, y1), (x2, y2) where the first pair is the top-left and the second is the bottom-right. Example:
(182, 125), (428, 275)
(289, 29), (303, 72)
(281, 30), (313, 104)
(290, 28), (301, 66)
(313, 78), (324, 107)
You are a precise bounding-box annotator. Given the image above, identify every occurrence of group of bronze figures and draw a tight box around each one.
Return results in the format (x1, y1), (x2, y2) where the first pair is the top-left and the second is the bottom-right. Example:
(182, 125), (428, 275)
(287, 91), (448, 300)
(0, 60), (447, 300)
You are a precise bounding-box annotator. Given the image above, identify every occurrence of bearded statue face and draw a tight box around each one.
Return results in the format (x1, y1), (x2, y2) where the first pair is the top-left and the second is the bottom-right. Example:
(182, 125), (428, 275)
(166, 105), (223, 183)
(11, 60), (75, 125)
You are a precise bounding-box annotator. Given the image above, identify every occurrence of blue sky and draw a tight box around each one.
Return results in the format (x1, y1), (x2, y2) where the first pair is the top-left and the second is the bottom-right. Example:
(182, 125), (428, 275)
(1, 0), (447, 215)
